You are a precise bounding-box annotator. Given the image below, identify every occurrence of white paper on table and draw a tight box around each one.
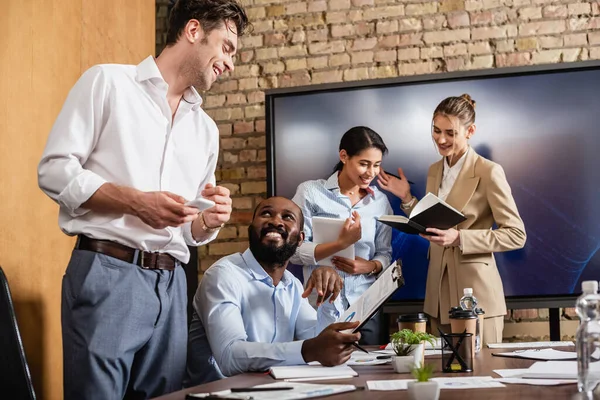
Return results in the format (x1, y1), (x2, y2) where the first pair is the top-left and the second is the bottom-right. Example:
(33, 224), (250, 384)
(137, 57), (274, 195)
(431, 376), (506, 389)
(494, 378), (577, 386)
(521, 361), (599, 379)
(493, 349), (577, 360)
(487, 341), (574, 349)
(366, 379), (413, 391)
(346, 352), (389, 366)
(493, 369), (529, 378)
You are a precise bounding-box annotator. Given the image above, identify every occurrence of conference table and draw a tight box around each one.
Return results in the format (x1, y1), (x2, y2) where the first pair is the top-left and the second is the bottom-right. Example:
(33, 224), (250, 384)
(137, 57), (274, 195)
(154, 347), (582, 400)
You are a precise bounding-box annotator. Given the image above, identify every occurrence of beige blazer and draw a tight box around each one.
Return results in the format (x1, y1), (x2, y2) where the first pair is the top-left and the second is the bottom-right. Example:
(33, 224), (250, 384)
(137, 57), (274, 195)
(408, 149), (526, 324)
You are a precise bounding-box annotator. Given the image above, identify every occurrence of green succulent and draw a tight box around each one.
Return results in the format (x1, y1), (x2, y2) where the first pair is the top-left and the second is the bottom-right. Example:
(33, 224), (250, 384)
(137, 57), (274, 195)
(411, 363), (435, 382)
(390, 329), (436, 357)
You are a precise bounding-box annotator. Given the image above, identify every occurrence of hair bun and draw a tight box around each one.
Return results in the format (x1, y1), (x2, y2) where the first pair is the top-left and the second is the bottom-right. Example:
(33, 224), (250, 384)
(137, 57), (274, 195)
(460, 93), (476, 109)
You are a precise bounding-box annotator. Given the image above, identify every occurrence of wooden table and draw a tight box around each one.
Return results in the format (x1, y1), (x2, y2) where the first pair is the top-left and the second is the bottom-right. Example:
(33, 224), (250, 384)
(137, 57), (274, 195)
(153, 348), (580, 399)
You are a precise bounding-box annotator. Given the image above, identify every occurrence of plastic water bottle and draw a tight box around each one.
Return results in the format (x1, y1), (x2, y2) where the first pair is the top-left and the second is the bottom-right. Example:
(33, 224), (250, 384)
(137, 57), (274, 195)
(460, 288), (480, 352)
(459, 288), (478, 311)
(576, 280), (600, 394)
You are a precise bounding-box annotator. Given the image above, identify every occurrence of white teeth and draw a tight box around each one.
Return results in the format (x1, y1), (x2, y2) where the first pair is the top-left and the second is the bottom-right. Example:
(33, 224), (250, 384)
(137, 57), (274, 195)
(265, 232), (282, 238)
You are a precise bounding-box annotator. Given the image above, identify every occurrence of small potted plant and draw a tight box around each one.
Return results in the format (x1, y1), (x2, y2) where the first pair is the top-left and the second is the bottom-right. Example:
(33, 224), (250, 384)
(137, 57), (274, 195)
(407, 363), (439, 400)
(390, 329), (436, 373)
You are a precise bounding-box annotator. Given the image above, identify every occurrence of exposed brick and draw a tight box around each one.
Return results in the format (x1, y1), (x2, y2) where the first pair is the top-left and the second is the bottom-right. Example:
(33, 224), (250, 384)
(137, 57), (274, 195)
(423, 28), (470, 44)
(356, 21), (376, 36)
(406, 2), (438, 15)
(239, 50), (254, 63)
(495, 52), (531, 67)
(542, 5), (567, 19)
(264, 33), (286, 46)
(351, 51), (375, 64)
(255, 48), (278, 61)
(234, 65), (260, 78)
(209, 107), (244, 122)
(482, 0), (501, 9)
(446, 57), (467, 71)
(217, 123), (232, 137)
(375, 49), (397, 62)
(564, 33), (588, 47)
(399, 18), (423, 31)
(329, 53), (351, 66)
(348, 10), (364, 21)
(221, 137), (246, 150)
(424, 15), (449, 29)
(563, 48), (583, 62)
(261, 61), (285, 75)
(238, 225), (250, 239)
(377, 20), (399, 34)
(531, 49), (562, 64)
(312, 70), (344, 84)
(273, 19), (289, 31)
(589, 32), (600, 45)
(465, 0), (483, 11)
(285, 2), (307, 14)
(233, 197), (254, 210)
(351, 37), (378, 51)
(352, 0), (374, 6)
(307, 56), (329, 69)
(241, 181), (266, 194)
(593, 2), (600, 15)
(343, 67), (370, 81)
(447, 11), (470, 28)
(244, 105), (265, 119)
(220, 168), (245, 180)
(569, 2), (592, 16)
(239, 149), (257, 162)
(255, 120), (265, 133)
(278, 71), (311, 87)
(470, 54), (494, 69)
(307, 28), (329, 43)
(238, 78), (258, 91)
(331, 24), (356, 38)
(216, 226), (237, 240)
(516, 37), (538, 51)
(204, 95), (226, 109)
(247, 166), (267, 179)
(226, 93), (246, 106)
(472, 26), (506, 40)
(440, 0), (466, 13)
(538, 35), (563, 48)
(326, 11), (348, 24)
(470, 10), (493, 25)
(398, 61), (439, 76)
(247, 136), (266, 148)
(221, 183), (240, 195)
(266, 5), (285, 17)
(233, 121), (253, 135)
(257, 150), (267, 162)
(288, 14), (325, 29)
(493, 9), (510, 24)
(363, 5), (405, 20)
(468, 41), (492, 55)
(222, 152), (238, 164)
(246, 7), (266, 20)
(308, 0), (327, 12)
(519, 21), (566, 36)
(329, 0), (351, 10)
(279, 45), (308, 58)
(211, 80), (237, 93)
(590, 46), (600, 59)
(399, 33), (424, 47)
(285, 58), (308, 71)
(247, 91), (265, 105)
(251, 20), (273, 34)
(518, 6), (542, 20)
(444, 43), (468, 56)
(398, 47), (420, 60)
(379, 35), (400, 48)
(421, 46), (444, 59)
(309, 41), (346, 54)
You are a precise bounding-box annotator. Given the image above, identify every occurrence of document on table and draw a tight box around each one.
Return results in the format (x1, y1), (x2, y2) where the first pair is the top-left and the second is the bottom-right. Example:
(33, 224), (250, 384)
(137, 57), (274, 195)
(346, 352), (390, 366)
(492, 348), (577, 361)
(186, 382), (358, 399)
(522, 361), (600, 380)
(269, 365), (358, 380)
(487, 341), (574, 349)
(367, 377), (505, 391)
(493, 369), (577, 385)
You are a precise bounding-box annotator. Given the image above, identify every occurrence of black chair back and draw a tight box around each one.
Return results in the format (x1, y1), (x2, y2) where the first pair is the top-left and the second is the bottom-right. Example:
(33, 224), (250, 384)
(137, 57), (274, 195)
(0, 266), (36, 400)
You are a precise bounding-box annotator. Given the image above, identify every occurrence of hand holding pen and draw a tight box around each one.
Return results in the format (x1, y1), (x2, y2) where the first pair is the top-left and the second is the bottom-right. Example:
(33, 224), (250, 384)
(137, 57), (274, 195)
(301, 321), (361, 366)
(378, 168), (413, 202)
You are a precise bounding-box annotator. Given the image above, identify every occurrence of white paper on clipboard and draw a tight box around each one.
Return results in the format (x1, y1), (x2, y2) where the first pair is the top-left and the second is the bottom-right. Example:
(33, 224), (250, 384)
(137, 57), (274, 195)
(338, 259), (405, 332)
(312, 216), (355, 267)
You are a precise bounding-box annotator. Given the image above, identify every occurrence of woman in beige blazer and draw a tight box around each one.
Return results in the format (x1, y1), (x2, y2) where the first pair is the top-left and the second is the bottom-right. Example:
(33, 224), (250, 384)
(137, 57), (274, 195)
(378, 94), (526, 344)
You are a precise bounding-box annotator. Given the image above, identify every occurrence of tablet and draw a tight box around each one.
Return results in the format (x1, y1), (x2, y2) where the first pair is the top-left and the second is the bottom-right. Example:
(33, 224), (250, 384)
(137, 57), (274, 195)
(185, 197), (215, 211)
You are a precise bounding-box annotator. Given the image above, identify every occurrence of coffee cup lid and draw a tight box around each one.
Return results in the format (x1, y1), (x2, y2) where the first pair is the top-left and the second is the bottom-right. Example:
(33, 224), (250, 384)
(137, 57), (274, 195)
(397, 313), (428, 322)
(449, 309), (477, 319)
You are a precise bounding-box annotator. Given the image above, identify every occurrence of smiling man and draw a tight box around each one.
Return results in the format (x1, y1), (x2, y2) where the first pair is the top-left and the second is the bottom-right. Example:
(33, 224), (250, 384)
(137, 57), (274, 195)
(37, 1), (249, 398)
(184, 197), (361, 386)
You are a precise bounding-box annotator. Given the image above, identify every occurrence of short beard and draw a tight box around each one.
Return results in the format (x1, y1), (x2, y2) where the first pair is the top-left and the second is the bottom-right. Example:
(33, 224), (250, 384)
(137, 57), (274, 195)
(181, 52), (211, 91)
(248, 228), (300, 266)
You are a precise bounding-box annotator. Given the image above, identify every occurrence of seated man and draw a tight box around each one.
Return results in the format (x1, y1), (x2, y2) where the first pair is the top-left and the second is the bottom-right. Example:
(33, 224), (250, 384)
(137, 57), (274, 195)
(184, 196), (361, 386)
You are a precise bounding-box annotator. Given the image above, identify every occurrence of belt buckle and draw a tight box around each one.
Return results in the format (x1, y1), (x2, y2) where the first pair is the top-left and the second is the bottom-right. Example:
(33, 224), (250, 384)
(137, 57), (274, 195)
(139, 251), (155, 270)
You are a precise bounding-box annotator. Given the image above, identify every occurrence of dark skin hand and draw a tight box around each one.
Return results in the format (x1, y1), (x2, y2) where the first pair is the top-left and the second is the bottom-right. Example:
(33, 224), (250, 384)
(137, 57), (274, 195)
(301, 321), (361, 366)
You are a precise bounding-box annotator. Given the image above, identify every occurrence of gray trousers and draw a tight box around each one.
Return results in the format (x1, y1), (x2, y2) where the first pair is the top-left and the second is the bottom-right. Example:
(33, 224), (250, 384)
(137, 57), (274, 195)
(62, 249), (187, 400)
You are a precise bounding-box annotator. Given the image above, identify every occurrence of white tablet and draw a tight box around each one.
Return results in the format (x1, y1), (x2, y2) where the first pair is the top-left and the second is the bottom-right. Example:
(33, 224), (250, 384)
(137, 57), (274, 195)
(185, 197), (215, 211)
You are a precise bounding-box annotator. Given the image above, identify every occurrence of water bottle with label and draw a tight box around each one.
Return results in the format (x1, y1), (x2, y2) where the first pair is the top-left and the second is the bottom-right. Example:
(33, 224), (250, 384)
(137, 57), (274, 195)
(459, 288), (480, 352)
(576, 280), (600, 394)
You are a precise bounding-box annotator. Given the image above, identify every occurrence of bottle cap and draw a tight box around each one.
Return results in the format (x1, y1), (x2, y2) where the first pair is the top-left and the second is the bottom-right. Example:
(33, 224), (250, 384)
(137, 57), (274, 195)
(463, 288), (473, 295)
(582, 281), (598, 294)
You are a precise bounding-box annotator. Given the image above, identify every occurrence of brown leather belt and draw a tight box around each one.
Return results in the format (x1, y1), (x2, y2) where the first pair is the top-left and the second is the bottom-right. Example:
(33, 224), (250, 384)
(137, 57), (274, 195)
(76, 235), (177, 271)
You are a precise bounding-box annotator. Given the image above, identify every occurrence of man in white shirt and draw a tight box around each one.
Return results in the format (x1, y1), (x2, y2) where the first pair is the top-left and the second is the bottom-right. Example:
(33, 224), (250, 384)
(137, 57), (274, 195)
(185, 196), (361, 386)
(37, 1), (249, 398)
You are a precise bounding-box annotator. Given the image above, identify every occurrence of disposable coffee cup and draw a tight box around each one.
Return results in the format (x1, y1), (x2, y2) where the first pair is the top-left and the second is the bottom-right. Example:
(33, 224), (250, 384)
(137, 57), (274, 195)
(449, 309), (477, 354)
(397, 313), (428, 333)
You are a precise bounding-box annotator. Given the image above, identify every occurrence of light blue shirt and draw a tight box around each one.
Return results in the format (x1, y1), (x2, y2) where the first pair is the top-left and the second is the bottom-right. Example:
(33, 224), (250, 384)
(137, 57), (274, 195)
(292, 172), (393, 308)
(192, 249), (337, 378)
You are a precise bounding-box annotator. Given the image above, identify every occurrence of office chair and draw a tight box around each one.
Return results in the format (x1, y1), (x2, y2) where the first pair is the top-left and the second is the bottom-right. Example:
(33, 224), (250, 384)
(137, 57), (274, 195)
(0, 266), (36, 400)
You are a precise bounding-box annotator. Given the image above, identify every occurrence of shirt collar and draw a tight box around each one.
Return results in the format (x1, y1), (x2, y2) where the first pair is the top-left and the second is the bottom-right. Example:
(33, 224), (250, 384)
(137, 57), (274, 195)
(325, 172), (376, 197)
(135, 56), (203, 109)
(241, 248), (293, 288)
(443, 146), (469, 176)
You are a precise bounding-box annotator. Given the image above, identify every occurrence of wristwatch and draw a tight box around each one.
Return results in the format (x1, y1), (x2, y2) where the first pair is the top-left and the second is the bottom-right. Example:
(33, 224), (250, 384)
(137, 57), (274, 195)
(199, 211), (224, 233)
(400, 196), (417, 210)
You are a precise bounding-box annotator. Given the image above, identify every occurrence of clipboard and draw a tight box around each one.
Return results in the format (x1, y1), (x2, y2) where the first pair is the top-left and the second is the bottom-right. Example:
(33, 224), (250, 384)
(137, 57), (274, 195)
(337, 259), (405, 332)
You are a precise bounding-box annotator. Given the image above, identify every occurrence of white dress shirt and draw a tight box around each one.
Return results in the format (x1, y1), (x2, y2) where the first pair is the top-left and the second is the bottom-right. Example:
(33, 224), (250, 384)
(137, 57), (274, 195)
(192, 249), (337, 378)
(38, 56), (219, 263)
(438, 147), (470, 201)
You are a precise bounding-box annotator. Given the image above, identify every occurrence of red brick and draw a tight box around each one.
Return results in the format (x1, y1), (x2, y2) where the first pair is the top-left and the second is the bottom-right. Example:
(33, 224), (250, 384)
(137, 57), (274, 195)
(233, 121), (253, 135)
(239, 150), (257, 162)
(495, 52), (532, 67)
(447, 11), (469, 28)
(247, 91), (265, 104)
(279, 71), (311, 88)
(255, 120), (266, 133)
(264, 33), (286, 46)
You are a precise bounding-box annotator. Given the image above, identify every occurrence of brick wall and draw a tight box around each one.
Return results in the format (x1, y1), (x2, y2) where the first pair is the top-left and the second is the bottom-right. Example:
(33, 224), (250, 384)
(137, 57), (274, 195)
(156, 0), (599, 330)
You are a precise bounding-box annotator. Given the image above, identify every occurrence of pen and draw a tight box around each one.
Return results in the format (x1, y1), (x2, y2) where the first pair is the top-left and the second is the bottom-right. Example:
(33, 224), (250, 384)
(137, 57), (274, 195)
(383, 170), (415, 185)
(230, 387), (294, 392)
(352, 342), (369, 354)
